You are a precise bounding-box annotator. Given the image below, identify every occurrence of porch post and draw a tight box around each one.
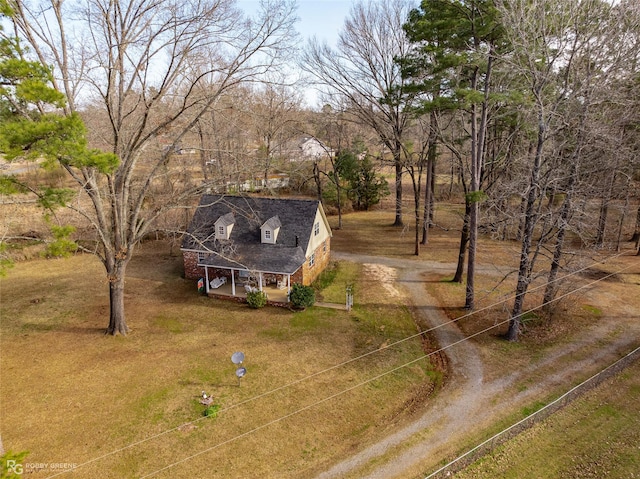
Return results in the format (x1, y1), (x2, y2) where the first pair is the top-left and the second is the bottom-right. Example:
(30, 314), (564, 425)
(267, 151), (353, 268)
(287, 274), (291, 302)
(231, 269), (236, 296)
(205, 266), (210, 294)
(258, 272), (263, 292)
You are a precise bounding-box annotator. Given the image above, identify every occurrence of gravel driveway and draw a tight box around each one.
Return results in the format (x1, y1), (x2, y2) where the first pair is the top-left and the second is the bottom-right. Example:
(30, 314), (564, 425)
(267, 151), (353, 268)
(315, 252), (640, 479)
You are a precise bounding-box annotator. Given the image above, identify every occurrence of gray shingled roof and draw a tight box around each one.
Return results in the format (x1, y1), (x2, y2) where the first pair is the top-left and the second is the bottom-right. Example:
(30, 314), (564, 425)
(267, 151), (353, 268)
(262, 215), (281, 230)
(217, 212), (235, 226)
(181, 195), (321, 274)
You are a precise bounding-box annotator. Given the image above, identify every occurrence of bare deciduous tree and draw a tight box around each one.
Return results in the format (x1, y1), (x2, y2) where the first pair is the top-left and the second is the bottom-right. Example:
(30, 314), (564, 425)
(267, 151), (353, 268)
(497, 0), (639, 340)
(301, 0), (417, 227)
(250, 82), (303, 185)
(10, 0), (298, 335)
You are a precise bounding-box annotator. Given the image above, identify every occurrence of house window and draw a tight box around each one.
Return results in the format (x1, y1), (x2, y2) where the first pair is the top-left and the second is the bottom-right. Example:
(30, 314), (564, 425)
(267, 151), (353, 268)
(323, 241), (327, 253)
(265, 230), (271, 240)
(218, 225), (225, 237)
(198, 251), (207, 262)
(309, 252), (315, 268)
(314, 221), (320, 236)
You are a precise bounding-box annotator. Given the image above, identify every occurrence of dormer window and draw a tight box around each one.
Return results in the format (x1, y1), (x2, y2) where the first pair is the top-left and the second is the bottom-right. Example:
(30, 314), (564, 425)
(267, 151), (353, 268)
(261, 215), (281, 244)
(215, 212), (234, 240)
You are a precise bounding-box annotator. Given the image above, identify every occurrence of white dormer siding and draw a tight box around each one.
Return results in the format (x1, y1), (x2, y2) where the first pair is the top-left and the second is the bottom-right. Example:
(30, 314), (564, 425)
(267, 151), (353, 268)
(305, 206), (331, 256)
(261, 215), (281, 244)
(215, 212), (235, 240)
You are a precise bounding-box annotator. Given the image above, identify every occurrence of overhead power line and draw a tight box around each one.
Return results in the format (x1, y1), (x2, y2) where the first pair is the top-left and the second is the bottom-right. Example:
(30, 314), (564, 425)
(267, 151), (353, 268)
(46, 251), (635, 478)
(135, 260), (637, 478)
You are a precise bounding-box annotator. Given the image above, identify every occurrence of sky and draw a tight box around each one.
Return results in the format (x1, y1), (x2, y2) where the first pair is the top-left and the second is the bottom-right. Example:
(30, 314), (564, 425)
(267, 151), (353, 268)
(237, 0), (355, 106)
(290, 0), (353, 46)
(238, 0), (353, 47)
(237, 1), (354, 106)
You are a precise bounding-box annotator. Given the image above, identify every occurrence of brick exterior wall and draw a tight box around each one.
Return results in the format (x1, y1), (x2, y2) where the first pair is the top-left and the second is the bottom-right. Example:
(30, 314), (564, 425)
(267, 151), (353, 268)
(183, 251), (205, 280)
(301, 237), (331, 286)
(291, 268), (303, 285)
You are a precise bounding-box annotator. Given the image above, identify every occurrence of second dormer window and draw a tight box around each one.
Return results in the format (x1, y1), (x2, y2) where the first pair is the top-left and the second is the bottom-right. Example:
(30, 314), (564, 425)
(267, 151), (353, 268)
(261, 215), (281, 244)
(214, 212), (235, 240)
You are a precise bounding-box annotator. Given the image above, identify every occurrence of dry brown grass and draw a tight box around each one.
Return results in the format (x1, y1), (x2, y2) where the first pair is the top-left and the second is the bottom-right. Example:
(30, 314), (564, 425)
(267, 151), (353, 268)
(330, 193), (640, 384)
(421, 249), (640, 385)
(2, 172), (639, 478)
(329, 204), (464, 263)
(0, 240), (435, 478)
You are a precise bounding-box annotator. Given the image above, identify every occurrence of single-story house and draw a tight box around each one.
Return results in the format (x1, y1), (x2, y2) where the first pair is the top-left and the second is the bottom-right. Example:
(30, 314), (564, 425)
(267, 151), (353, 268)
(181, 195), (332, 302)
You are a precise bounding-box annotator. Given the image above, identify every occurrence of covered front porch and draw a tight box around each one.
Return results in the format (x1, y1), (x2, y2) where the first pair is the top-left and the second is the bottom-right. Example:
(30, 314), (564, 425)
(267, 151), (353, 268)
(206, 280), (290, 304)
(203, 265), (292, 304)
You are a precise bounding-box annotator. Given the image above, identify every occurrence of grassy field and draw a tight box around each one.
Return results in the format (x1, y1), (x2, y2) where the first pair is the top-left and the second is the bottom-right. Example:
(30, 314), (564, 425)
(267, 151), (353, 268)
(2, 197), (639, 478)
(0, 238), (437, 478)
(453, 360), (640, 478)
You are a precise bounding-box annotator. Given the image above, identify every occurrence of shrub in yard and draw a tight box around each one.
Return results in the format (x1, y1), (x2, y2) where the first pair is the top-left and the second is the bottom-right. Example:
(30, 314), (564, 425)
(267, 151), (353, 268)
(203, 404), (221, 418)
(289, 283), (315, 309)
(246, 290), (267, 309)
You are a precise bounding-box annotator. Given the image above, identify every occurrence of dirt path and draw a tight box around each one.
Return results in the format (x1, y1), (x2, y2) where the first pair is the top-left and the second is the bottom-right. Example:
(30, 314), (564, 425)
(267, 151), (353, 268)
(316, 252), (640, 479)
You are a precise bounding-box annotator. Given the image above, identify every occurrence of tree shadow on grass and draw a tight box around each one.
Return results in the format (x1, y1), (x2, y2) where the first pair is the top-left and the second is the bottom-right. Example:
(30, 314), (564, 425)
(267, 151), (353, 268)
(21, 323), (106, 335)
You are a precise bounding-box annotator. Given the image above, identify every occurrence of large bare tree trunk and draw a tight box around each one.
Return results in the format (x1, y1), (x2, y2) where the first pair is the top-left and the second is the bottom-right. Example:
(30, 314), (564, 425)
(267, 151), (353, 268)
(410, 169), (421, 256)
(543, 192), (571, 311)
(393, 150), (404, 227)
(453, 201), (470, 283)
(635, 203), (640, 255)
(421, 123), (437, 245)
(104, 247), (131, 335)
(465, 199), (478, 309)
(335, 173), (343, 230)
(508, 119), (544, 341)
(596, 195), (609, 247)
(107, 275), (129, 336)
(630, 203), (640, 244)
(596, 137), (622, 247)
(465, 55), (493, 310)
(615, 176), (631, 252)
(414, 201), (420, 256)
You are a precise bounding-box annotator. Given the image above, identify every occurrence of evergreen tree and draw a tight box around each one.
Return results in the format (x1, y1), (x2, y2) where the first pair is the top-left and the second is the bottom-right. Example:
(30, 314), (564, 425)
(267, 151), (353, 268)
(401, 0), (506, 309)
(335, 150), (389, 211)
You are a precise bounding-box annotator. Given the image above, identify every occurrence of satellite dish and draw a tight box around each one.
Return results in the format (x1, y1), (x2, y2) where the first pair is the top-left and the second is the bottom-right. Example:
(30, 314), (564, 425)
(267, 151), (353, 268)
(231, 352), (245, 364)
(235, 367), (247, 378)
